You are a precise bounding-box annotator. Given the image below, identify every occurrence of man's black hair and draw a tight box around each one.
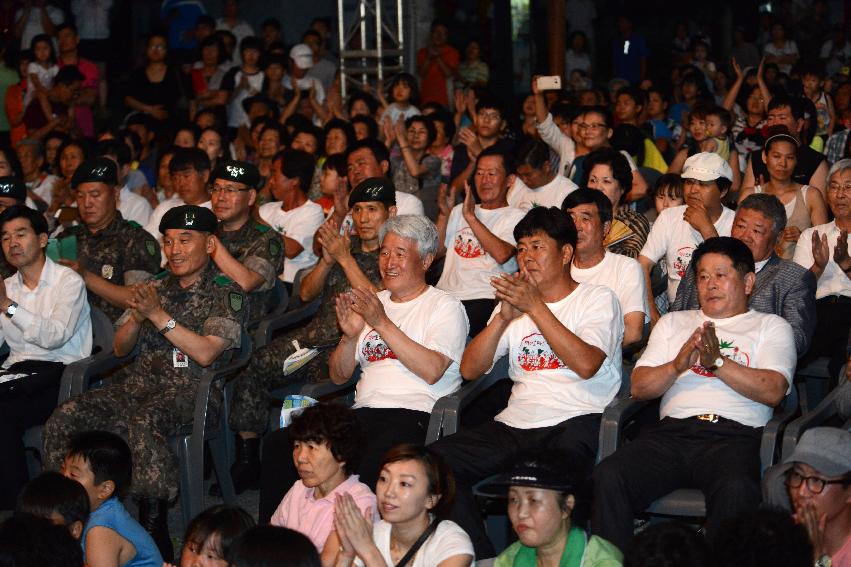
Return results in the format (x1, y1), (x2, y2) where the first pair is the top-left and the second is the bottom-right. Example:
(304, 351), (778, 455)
(324, 118), (355, 150)
(561, 187), (613, 224)
(169, 147), (211, 174)
(301, 29), (321, 41)
(239, 36), (263, 55)
(227, 526), (320, 567)
(278, 149), (316, 191)
(0, 516), (84, 567)
(712, 508), (813, 567)
(610, 124), (645, 165)
(768, 94), (805, 121)
(16, 471), (90, 526)
(515, 139), (550, 171)
(262, 18), (282, 31)
(349, 115), (379, 139)
(66, 431), (132, 499)
(292, 124), (325, 157)
(346, 138), (390, 168)
(691, 236), (755, 278)
(738, 193), (787, 235)
(199, 35), (225, 64)
(55, 65), (85, 86)
(624, 522), (711, 567)
(289, 404), (364, 476)
(616, 86), (647, 110)
(475, 93), (504, 119)
(476, 145), (516, 176)
(95, 139), (131, 167)
(125, 112), (158, 136)
(385, 72), (420, 107)
(513, 206), (577, 250)
(55, 22), (78, 37)
(0, 204), (48, 235)
(551, 101), (581, 124)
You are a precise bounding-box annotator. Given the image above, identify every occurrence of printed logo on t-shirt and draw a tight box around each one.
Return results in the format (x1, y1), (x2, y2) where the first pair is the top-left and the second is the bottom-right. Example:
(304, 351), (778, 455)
(673, 245), (694, 278)
(453, 227), (484, 259)
(517, 332), (566, 371)
(361, 329), (397, 362)
(690, 337), (751, 377)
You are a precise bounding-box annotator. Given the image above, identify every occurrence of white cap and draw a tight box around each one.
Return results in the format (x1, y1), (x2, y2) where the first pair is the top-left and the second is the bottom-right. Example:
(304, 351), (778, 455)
(682, 152), (733, 182)
(289, 44), (314, 70)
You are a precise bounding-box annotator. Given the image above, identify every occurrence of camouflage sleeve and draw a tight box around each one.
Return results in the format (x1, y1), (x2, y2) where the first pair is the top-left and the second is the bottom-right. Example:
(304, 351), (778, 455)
(124, 229), (163, 282)
(241, 231), (284, 291)
(202, 283), (244, 349)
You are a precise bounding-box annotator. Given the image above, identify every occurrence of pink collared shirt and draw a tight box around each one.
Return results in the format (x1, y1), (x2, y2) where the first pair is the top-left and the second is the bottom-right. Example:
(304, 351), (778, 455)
(271, 475), (378, 551)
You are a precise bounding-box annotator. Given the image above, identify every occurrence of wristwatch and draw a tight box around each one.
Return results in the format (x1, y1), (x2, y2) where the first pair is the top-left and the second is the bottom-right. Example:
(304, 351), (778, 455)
(815, 554), (832, 567)
(4, 301), (17, 318)
(708, 356), (725, 371)
(158, 318), (176, 335)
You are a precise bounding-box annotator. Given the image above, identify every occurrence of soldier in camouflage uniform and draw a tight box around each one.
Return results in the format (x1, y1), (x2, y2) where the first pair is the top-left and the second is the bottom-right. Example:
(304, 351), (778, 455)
(209, 160), (284, 323)
(0, 177), (29, 278)
(226, 177), (396, 493)
(43, 205), (244, 561)
(54, 157), (162, 322)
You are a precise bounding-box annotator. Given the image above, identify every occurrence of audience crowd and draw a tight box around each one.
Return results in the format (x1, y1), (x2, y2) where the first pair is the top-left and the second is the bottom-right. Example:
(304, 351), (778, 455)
(0, 1), (849, 567)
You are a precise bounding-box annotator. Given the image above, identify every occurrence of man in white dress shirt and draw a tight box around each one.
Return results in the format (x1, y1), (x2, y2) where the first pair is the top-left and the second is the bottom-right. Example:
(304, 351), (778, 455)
(0, 205), (91, 510)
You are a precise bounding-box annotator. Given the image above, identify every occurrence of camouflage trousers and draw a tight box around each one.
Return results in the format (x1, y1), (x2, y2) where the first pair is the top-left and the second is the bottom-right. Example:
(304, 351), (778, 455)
(43, 373), (199, 500)
(229, 327), (330, 434)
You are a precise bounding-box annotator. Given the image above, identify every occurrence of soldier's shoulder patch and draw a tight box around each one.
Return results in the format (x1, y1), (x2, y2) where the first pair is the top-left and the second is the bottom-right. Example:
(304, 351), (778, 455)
(127, 220), (142, 229)
(227, 291), (244, 313)
(214, 274), (235, 287)
(255, 222), (271, 233)
(153, 270), (170, 280)
(144, 239), (158, 257)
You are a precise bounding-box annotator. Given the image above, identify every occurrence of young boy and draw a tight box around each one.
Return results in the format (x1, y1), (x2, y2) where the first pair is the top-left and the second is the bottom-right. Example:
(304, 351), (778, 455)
(802, 65), (835, 138)
(61, 431), (163, 567)
(16, 471), (90, 541)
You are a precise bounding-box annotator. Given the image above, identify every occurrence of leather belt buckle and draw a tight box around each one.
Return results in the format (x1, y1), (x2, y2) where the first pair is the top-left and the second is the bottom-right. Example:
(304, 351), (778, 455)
(696, 413), (720, 423)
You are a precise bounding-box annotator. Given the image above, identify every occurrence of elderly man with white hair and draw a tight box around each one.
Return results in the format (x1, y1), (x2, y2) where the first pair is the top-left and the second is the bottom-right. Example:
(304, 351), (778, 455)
(794, 159), (851, 385)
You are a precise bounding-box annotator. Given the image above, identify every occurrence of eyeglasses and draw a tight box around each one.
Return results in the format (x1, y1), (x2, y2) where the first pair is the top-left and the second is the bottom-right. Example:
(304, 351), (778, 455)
(784, 470), (847, 494)
(579, 122), (607, 131)
(827, 182), (851, 194)
(210, 185), (252, 195)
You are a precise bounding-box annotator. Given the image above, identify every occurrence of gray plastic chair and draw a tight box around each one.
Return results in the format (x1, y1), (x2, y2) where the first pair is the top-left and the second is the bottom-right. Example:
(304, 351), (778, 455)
(246, 279), (289, 333)
(254, 269), (321, 348)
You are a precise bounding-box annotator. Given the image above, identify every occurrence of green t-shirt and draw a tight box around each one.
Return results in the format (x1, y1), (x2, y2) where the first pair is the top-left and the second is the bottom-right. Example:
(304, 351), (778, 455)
(494, 528), (623, 567)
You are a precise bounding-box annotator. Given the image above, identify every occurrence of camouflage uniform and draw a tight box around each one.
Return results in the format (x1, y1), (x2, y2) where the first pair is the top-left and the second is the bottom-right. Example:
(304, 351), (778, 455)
(58, 212), (162, 322)
(229, 238), (381, 434)
(43, 262), (244, 499)
(216, 220), (284, 323)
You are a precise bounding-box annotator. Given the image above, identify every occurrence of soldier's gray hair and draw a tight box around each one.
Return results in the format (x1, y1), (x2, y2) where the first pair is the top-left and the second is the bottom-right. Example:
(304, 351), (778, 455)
(828, 158), (851, 180)
(379, 215), (439, 259)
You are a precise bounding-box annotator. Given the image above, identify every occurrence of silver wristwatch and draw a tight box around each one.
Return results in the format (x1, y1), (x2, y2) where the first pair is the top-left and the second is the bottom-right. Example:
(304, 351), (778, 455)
(159, 318), (176, 335)
(5, 301), (18, 318)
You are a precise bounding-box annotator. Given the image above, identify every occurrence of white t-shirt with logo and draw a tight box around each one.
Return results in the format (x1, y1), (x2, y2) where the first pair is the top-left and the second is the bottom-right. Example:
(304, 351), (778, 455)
(259, 200), (324, 283)
(637, 309), (796, 427)
(639, 204), (736, 302)
(493, 283), (623, 429)
(437, 204), (526, 301)
(353, 286), (469, 414)
(571, 251), (649, 322)
(508, 174), (578, 212)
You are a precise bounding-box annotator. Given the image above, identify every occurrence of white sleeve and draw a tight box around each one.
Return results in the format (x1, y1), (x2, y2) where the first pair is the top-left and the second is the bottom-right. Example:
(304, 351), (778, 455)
(491, 210), (521, 244)
(444, 206), (461, 249)
(284, 206), (324, 250)
(635, 313), (677, 368)
(10, 269), (88, 350)
(490, 303), (510, 362)
(419, 296), (469, 363)
(426, 523), (474, 565)
(756, 316), (797, 385)
(792, 226), (815, 269)
(572, 287), (623, 359)
(639, 209), (671, 263)
(621, 258), (650, 318)
(536, 113), (575, 165)
(26, 62), (40, 75)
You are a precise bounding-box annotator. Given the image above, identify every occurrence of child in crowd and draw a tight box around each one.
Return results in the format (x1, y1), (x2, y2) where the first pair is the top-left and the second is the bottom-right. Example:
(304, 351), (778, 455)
(167, 505), (255, 567)
(802, 66), (835, 138)
(26, 33), (59, 121)
(650, 173), (684, 316)
(227, 526), (321, 567)
(316, 153), (347, 215)
(668, 104), (740, 193)
(0, 515), (85, 567)
(16, 471), (90, 542)
(61, 430), (163, 567)
(379, 72), (421, 125)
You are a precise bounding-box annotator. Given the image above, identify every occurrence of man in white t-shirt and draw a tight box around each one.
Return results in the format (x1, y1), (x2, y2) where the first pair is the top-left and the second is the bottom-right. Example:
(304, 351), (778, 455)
(432, 206), (624, 560)
(436, 147), (525, 335)
(144, 148), (212, 242)
(639, 152), (736, 323)
(284, 44), (326, 104)
(509, 139), (578, 212)
(562, 188), (648, 348)
(793, 159), (851, 384)
(592, 236), (797, 552)
(258, 149), (324, 287)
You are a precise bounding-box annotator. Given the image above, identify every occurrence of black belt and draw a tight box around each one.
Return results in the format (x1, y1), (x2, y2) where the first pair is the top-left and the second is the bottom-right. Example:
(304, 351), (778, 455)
(818, 295), (851, 305)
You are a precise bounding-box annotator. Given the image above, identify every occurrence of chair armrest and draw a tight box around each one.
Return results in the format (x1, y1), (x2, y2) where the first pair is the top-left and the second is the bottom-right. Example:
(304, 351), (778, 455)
(425, 364), (508, 444)
(760, 388), (799, 473)
(300, 367), (361, 400)
(781, 386), (842, 460)
(61, 350), (136, 402)
(253, 299), (321, 348)
(597, 395), (652, 463)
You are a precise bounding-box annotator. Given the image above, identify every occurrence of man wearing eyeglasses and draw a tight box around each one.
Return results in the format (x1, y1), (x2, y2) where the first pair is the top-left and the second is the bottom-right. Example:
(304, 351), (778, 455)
(209, 160), (283, 323)
(765, 427), (851, 567)
(794, 159), (851, 386)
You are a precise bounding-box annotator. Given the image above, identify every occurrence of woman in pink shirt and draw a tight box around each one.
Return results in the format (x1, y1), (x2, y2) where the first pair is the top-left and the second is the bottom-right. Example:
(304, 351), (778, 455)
(270, 404), (378, 567)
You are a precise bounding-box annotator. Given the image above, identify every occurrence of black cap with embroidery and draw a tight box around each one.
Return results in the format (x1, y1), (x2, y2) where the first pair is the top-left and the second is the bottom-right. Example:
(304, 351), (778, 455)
(210, 160), (261, 189)
(159, 205), (218, 234)
(0, 176), (27, 202)
(349, 177), (396, 208)
(71, 157), (118, 189)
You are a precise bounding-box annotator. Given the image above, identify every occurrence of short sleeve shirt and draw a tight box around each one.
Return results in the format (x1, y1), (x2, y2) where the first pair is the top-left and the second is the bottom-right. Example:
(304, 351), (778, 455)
(258, 200), (324, 283)
(508, 175), (578, 212)
(571, 251), (649, 322)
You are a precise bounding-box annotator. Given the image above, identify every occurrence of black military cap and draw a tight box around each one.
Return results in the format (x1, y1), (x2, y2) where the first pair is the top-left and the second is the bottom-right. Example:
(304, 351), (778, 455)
(71, 157), (118, 189)
(349, 177), (396, 208)
(210, 160), (261, 189)
(159, 205), (218, 234)
(0, 176), (27, 202)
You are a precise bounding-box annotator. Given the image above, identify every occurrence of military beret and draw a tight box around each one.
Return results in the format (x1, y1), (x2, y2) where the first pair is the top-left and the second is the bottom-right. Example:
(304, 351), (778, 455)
(349, 177), (396, 208)
(210, 160), (261, 189)
(159, 205), (218, 234)
(0, 176), (27, 202)
(71, 157), (118, 189)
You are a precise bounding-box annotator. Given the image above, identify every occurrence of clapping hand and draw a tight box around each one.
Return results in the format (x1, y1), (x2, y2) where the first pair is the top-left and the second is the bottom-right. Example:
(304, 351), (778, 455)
(811, 231), (830, 273)
(347, 287), (388, 329)
(672, 327), (702, 374)
(335, 292), (365, 338)
(317, 222), (351, 264)
(460, 181), (476, 222)
(436, 183), (458, 218)
(334, 493), (374, 559)
(695, 321), (723, 371)
(491, 269), (543, 317)
(834, 229), (850, 272)
(128, 282), (162, 320)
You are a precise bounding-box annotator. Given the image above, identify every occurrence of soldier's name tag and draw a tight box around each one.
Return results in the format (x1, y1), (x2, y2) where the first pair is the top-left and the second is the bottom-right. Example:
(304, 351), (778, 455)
(172, 348), (189, 368)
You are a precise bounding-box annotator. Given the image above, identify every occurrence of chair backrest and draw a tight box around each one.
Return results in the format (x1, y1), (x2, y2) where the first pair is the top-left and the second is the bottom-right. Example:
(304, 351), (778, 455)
(286, 268), (311, 311)
(90, 307), (114, 354)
